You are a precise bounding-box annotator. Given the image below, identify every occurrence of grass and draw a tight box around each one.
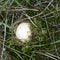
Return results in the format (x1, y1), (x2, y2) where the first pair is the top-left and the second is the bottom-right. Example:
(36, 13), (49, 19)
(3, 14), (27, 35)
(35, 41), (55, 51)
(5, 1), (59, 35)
(0, 0), (60, 60)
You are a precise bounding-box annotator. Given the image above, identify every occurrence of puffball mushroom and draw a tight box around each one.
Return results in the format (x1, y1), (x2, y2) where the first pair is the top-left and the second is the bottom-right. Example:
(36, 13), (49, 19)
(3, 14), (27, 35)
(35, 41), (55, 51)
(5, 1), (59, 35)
(15, 22), (31, 43)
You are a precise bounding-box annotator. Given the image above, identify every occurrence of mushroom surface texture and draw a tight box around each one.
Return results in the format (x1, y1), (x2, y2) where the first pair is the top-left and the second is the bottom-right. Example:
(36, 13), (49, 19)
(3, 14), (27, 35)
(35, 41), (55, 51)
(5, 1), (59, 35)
(15, 22), (31, 42)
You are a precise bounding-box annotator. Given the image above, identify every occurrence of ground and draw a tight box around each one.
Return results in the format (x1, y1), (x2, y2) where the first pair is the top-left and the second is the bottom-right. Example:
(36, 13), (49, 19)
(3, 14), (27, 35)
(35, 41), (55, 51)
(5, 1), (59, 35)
(0, 0), (60, 60)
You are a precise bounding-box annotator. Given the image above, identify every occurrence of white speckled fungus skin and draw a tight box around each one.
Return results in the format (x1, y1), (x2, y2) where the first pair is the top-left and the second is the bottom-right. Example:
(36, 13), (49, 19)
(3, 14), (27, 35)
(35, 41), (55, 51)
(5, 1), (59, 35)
(15, 23), (31, 42)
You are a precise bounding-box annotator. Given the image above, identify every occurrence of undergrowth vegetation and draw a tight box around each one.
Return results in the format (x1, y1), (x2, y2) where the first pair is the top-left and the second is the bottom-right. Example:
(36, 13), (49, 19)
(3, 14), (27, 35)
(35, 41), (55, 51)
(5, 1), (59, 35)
(0, 0), (60, 60)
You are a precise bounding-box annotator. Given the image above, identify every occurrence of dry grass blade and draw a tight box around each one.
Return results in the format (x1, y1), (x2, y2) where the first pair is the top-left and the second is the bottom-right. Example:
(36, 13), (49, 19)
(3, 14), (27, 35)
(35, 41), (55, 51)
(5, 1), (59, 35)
(46, 52), (60, 59)
(8, 8), (38, 12)
(23, 12), (37, 27)
(44, 0), (54, 10)
(0, 12), (8, 60)
(33, 51), (57, 60)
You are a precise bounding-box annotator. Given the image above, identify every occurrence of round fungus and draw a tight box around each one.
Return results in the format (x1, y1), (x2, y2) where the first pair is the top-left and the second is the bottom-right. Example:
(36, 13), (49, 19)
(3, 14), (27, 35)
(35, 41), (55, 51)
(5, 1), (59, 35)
(15, 22), (31, 42)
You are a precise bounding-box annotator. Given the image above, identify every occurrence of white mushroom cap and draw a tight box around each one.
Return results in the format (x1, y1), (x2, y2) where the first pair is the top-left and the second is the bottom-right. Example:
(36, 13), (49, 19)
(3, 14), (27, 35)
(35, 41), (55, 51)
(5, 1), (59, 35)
(15, 22), (31, 42)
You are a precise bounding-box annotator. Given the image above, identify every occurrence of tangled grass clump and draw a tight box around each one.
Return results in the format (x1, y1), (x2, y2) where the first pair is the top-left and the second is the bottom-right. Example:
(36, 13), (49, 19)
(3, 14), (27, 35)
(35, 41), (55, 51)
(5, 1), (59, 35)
(0, 0), (60, 60)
